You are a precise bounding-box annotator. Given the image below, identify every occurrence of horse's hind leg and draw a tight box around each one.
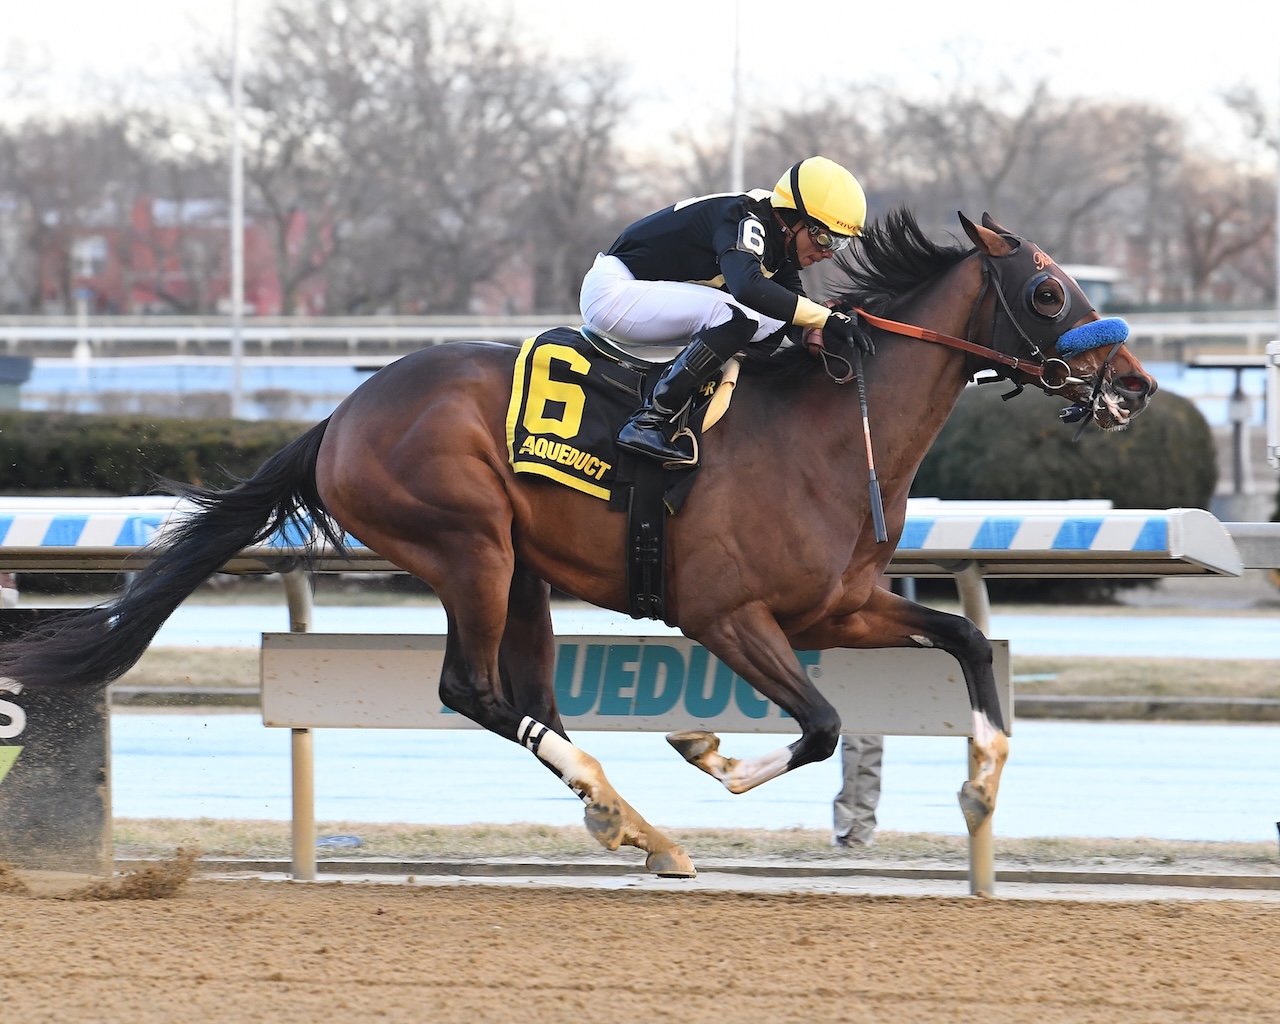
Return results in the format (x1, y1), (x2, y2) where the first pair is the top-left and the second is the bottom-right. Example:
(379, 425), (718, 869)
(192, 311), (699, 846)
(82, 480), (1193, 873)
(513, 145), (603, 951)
(499, 564), (564, 735)
(394, 539), (689, 877)
(497, 563), (693, 876)
(790, 584), (1010, 835)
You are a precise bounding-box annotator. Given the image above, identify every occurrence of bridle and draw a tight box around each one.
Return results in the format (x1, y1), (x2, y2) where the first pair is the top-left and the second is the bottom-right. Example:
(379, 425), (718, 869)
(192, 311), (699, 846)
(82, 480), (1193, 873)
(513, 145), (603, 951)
(839, 238), (1131, 429)
(827, 228), (1136, 538)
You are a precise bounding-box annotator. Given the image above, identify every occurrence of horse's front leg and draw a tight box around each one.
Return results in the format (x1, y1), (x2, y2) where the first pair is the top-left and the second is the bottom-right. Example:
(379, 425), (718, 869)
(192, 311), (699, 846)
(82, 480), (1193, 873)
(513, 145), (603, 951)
(670, 602), (842, 793)
(790, 584), (1009, 835)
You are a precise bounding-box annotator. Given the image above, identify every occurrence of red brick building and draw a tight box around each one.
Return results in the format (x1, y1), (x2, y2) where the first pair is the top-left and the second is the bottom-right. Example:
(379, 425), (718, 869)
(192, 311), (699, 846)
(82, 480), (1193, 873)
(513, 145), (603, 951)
(40, 197), (327, 316)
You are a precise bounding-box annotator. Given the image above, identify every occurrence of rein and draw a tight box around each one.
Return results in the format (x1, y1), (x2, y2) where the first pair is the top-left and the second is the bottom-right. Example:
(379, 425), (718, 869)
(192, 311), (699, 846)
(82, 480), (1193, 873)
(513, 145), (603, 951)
(850, 306), (1074, 390)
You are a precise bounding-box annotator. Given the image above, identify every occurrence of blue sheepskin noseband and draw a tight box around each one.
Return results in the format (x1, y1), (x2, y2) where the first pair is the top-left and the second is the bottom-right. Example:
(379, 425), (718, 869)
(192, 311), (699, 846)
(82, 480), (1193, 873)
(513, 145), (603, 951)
(1056, 317), (1129, 358)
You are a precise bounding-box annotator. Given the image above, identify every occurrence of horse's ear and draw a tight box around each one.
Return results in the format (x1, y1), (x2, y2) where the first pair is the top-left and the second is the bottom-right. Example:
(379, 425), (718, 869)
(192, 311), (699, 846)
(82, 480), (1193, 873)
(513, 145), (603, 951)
(981, 212), (1014, 236)
(957, 211), (1015, 256)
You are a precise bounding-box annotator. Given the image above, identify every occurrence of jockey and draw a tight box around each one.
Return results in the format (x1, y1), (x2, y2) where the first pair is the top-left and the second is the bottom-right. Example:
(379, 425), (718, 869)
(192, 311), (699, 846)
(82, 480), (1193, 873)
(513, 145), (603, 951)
(580, 155), (874, 464)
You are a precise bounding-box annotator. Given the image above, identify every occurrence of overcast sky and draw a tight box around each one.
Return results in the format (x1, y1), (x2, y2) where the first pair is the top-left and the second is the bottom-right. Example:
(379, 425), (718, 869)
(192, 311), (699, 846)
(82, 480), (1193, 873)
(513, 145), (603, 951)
(4, 0), (1278, 153)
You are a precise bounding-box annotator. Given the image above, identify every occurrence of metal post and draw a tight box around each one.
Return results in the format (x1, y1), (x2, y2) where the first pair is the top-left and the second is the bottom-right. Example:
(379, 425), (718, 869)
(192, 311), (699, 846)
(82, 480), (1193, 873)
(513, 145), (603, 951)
(290, 728), (315, 881)
(1227, 367), (1253, 497)
(954, 562), (995, 895)
(229, 0), (245, 419)
(953, 562), (991, 634)
(1273, 59), (1279, 468)
(283, 568), (313, 633)
(1268, 341), (1280, 469)
(728, 0), (744, 192)
(282, 569), (315, 880)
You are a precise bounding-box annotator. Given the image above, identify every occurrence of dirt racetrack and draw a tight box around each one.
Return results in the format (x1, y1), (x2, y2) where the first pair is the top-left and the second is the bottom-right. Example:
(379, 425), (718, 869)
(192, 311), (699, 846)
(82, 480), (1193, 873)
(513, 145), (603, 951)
(3, 880), (1279, 1023)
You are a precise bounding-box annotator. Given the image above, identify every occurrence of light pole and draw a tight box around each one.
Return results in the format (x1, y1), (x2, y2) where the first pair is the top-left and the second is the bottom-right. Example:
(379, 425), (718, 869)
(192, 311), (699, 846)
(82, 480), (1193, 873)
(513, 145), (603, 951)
(229, 0), (245, 419)
(1270, 61), (1280, 469)
(729, 0), (745, 192)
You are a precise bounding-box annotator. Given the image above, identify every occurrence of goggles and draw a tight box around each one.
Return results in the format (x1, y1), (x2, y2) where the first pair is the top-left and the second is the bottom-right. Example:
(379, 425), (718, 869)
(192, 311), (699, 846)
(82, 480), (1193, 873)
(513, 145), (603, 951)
(807, 221), (852, 253)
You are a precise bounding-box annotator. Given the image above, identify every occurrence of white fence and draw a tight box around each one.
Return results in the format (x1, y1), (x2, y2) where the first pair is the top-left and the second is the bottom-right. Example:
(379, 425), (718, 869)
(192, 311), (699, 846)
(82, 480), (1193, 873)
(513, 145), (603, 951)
(0, 496), (1263, 893)
(0, 313), (1274, 360)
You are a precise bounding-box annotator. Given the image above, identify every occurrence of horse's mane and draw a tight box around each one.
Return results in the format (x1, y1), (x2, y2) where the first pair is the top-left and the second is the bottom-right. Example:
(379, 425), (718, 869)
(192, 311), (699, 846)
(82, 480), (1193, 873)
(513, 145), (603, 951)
(740, 206), (973, 380)
(833, 207), (972, 315)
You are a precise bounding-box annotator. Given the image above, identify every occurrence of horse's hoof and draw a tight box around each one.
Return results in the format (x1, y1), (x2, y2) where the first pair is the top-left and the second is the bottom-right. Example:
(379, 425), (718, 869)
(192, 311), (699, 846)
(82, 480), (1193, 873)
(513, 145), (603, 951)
(584, 799), (625, 851)
(646, 845), (697, 879)
(957, 780), (994, 835)
(667, 730), (718, 764)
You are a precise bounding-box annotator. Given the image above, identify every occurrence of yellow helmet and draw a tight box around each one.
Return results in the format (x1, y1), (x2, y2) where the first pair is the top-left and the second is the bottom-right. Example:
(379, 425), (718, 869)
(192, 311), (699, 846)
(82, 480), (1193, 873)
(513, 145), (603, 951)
(771, 156), (866, 238)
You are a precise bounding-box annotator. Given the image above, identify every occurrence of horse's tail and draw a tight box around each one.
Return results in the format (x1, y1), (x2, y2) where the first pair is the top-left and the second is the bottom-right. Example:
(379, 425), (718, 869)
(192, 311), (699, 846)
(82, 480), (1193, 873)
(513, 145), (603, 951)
(0, 419), (343, 690)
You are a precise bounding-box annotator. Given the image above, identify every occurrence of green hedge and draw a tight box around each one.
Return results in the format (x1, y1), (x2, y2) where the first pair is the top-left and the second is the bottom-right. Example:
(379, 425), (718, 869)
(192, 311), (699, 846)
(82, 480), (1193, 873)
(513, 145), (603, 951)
(909, 385), (1216, 602)
(0, 412), (311, 495)
(912, 385), (1216, 509)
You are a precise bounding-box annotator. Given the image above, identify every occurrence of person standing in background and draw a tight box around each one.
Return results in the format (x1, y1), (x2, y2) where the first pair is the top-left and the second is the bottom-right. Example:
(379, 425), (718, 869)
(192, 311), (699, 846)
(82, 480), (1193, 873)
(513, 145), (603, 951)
(833, 733), (884, 847)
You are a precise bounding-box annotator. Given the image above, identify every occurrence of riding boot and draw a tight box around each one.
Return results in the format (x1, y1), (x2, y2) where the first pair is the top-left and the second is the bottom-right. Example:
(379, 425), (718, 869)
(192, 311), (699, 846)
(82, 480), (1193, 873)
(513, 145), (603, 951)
(617, 311), (757, 463)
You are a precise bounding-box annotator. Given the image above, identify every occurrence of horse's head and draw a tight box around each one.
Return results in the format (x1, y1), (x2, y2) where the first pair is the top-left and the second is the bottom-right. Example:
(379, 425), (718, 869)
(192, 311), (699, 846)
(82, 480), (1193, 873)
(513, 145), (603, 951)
(960, 212), (1157, 431)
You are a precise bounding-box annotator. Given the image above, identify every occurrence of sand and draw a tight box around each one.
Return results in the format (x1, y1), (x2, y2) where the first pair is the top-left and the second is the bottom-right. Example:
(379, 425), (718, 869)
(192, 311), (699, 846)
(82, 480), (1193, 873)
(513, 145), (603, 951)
(2, 877), (1278, 1023)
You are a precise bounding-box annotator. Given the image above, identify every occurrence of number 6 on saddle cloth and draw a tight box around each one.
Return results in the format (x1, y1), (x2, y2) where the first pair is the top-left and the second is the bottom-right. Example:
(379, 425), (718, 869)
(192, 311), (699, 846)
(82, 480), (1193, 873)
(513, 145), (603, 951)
(506, 325), (752, 620)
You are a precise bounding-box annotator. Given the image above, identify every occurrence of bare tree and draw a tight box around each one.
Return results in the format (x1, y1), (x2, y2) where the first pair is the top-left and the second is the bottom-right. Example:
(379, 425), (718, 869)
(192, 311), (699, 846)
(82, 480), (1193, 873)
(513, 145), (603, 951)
(520, 65), (637, 312)
(1175, 157), (1275, 303)
(0, 115), (138, 313)
(203, 0), (636, 314)
(199, 0), (374, 314)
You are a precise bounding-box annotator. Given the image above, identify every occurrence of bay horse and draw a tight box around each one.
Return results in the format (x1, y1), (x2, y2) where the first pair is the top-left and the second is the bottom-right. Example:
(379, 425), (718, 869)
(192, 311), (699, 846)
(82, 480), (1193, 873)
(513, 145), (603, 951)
(0, 210), (1156, 877)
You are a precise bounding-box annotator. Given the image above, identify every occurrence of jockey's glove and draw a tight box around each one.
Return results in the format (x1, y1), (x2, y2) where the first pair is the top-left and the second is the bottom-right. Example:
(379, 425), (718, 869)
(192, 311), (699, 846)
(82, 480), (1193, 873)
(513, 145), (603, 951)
(824, 311), (875, 357)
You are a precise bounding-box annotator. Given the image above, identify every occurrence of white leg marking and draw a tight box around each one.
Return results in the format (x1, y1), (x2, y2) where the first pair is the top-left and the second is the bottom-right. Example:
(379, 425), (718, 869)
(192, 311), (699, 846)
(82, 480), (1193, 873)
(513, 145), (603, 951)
(972, 710), (999, 750)
(970, 710), (1009, 789)
(910, 634), (934, 648)
(721, 745), (791, 794)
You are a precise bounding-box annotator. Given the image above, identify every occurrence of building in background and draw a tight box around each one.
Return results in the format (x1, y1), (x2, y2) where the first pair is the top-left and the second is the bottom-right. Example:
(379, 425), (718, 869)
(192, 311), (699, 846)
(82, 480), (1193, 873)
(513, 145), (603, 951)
(34, 197), (327, 317)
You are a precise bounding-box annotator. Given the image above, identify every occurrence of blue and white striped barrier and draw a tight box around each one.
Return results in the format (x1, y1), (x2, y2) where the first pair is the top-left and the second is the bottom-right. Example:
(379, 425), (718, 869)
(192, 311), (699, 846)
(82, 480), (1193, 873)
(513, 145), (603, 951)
(0, 497), (1246, 577)
(892, 500), (1244, 576)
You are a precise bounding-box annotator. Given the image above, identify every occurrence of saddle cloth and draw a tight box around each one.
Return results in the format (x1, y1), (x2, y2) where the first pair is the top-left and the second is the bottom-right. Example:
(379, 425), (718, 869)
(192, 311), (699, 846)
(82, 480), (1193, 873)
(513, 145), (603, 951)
(506, 327), (651, 500)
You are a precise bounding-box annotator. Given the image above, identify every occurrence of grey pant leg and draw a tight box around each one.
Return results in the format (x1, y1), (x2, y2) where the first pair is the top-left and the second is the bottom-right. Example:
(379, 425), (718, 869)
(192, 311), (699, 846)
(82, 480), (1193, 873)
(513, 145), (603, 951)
(833, 734), (884, 844)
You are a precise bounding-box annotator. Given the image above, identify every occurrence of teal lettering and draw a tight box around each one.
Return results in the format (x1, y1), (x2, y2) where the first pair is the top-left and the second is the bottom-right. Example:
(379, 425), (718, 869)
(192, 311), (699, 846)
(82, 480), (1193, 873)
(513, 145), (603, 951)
(684, 647), (733, 718)
(598, 644), (639, 715)
(734, 677), (771, 719)
(633, 645), (684, 716)
(555, 643), (604, 716)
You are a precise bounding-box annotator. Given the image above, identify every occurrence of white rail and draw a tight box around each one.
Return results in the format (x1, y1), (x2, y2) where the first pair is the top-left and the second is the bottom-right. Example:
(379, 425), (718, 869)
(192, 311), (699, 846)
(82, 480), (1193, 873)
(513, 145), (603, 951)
(0, 317), (573, 359)
(0, 496), (1266, 895)
(0, 314), (1273, 360)
(0, 498), (1248, 577)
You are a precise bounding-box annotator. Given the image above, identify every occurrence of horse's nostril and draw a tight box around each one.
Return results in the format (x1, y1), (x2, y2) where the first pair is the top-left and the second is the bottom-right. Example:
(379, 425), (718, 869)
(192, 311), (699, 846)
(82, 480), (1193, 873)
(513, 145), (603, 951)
(1115, 374), (1151, 398)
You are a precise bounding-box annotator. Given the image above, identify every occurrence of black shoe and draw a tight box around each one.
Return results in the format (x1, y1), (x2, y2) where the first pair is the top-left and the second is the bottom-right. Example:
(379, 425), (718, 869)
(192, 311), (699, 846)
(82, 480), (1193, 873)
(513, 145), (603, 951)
(616, 312), (757, 466)
(833, 831), (876, 850)
(616, 412), (696, 464)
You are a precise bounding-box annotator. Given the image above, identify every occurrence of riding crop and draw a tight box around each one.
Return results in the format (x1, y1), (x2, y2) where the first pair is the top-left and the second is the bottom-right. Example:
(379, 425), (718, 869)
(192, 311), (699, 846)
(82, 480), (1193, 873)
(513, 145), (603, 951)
(852, 346), (888, 543)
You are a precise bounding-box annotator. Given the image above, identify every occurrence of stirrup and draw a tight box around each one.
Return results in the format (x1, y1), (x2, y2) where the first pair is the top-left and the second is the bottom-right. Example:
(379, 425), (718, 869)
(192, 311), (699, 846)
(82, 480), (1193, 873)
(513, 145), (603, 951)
(661, 429), (699, 469)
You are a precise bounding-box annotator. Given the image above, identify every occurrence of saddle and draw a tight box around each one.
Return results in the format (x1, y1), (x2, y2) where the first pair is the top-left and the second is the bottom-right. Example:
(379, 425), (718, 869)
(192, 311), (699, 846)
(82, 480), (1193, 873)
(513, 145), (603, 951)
(506, 326), (736, 623)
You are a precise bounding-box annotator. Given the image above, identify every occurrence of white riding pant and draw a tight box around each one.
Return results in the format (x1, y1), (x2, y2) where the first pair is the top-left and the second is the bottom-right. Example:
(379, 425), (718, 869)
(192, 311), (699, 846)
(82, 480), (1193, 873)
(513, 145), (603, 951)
(579, 253), (787, 347)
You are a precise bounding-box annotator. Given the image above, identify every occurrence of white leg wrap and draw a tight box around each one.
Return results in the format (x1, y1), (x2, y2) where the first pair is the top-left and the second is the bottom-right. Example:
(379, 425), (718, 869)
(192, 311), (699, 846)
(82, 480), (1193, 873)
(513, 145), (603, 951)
(518, 716), (594, 793)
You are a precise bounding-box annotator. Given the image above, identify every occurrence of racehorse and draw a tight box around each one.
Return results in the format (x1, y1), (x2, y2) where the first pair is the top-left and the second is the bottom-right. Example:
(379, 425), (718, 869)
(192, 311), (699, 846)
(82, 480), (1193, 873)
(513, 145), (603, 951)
(0, 210), (1156, 878)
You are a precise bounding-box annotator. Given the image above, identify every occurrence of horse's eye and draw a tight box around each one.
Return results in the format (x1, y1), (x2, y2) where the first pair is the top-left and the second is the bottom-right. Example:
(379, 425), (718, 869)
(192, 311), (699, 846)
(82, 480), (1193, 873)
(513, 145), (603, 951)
(1028, 277), (1066, 319)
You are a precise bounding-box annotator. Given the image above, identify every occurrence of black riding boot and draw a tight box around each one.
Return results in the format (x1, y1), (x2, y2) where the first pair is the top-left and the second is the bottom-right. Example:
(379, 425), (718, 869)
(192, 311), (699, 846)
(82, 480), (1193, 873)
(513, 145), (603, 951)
(617, 312), (757, 464)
